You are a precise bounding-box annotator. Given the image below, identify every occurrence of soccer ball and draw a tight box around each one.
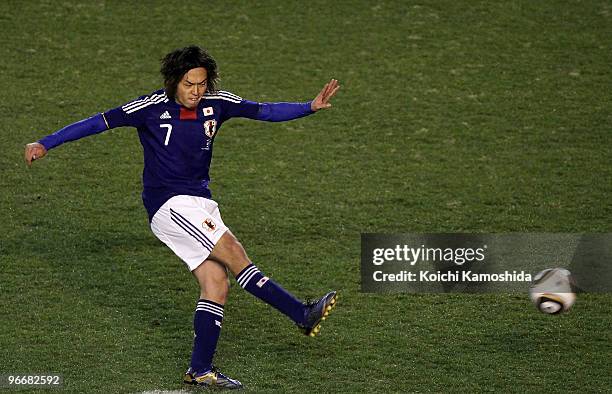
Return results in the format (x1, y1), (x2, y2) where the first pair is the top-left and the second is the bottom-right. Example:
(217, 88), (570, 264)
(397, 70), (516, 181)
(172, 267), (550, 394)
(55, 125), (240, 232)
(529, 268), (576, 314)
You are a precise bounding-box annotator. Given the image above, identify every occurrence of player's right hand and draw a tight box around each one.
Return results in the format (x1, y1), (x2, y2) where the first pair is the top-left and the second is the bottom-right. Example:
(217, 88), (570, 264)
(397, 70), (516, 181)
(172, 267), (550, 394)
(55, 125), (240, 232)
(24, 142), (47, 167)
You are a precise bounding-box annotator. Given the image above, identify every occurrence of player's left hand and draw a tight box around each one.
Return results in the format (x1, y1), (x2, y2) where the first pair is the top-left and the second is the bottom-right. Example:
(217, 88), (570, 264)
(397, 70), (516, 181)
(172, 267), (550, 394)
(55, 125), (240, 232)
(311, 79), (340, 111)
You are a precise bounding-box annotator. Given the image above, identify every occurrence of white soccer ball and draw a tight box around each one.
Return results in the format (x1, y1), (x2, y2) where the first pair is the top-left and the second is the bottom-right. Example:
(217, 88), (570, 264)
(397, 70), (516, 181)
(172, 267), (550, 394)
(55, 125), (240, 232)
(529, 268), (576, 314)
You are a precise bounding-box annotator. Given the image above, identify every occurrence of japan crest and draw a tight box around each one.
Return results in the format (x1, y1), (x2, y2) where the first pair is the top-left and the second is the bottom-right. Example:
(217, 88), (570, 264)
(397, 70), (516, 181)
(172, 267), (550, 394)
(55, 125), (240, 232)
(203, 119), (217, 138)
(203, 218), (216, 231)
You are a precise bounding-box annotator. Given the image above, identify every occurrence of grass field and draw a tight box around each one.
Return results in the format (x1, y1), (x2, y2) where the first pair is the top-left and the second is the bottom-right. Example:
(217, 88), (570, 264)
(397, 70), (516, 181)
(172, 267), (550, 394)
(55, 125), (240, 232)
(1, 1), (611, 392)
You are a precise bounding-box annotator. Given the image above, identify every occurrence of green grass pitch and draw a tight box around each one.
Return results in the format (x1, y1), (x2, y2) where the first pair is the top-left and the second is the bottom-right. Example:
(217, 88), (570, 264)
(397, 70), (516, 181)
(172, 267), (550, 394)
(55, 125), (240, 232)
(1, 1), (610, 392)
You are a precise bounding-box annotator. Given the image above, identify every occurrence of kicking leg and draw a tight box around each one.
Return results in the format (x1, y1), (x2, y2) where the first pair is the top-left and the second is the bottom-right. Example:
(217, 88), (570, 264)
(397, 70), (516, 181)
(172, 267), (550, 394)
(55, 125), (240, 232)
(209, 231), (337, 334)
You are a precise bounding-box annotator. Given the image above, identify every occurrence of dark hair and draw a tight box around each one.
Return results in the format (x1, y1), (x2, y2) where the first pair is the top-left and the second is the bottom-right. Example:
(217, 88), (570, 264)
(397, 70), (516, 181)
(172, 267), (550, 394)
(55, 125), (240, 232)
(160, 45), (219, 99)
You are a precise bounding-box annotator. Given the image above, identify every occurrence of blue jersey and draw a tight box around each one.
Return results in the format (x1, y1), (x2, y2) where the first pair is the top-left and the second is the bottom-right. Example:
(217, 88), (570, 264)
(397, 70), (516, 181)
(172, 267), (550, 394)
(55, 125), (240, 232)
(39, 89), (314, 220)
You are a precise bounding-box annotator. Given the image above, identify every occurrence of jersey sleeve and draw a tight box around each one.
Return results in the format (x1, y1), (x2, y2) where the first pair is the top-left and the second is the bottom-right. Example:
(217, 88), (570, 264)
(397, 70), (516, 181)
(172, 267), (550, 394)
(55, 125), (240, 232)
(38, 113), (109, 150)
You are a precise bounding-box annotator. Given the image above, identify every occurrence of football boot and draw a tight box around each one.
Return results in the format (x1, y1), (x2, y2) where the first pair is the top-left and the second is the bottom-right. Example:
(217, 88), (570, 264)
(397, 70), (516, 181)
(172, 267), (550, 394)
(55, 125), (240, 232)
(298, 291), (338, 337)
(184, 366), (243, 389)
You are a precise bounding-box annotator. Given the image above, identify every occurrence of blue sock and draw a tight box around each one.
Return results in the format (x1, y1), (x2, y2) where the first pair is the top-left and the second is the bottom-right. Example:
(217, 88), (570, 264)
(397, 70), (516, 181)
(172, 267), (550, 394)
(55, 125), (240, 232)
(235, 263), (306, 324)
(190, 299), (224, 372)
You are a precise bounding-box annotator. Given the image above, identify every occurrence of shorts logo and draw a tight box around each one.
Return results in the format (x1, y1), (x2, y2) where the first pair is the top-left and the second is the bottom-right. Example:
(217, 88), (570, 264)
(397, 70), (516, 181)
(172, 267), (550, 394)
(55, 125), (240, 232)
(256, 276), (269, 288)
(203, 218), (216, 231)
(203, 119), (217, 138)
(203, 107), (214, 116)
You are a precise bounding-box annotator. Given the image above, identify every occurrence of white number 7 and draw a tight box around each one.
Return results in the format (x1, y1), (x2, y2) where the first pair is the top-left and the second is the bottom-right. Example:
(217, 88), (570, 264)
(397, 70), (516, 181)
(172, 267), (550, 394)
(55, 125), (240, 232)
(161, 124), (173, 146)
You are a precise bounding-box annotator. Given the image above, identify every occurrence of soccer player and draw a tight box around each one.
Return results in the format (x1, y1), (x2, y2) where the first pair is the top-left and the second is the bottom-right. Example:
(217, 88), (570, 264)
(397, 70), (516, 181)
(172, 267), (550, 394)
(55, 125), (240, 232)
(24, 45), (340, 389)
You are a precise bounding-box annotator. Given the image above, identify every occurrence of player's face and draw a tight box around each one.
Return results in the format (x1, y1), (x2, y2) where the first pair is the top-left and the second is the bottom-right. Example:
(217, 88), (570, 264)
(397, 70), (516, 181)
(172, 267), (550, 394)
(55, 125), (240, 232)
(175, 67), (208, 109)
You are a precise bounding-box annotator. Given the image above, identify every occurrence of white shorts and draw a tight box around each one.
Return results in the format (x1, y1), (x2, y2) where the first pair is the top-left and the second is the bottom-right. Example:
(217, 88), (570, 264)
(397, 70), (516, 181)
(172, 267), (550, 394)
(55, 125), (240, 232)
(151, 195), (229, 271)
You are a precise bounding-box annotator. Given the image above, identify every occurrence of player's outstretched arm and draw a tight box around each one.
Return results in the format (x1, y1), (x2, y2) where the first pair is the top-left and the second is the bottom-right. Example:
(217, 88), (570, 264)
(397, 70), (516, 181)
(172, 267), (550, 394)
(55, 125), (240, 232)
(230, 79), (341, 122)
(310, 79), (340, 112)
(24, 142), (48, 167)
